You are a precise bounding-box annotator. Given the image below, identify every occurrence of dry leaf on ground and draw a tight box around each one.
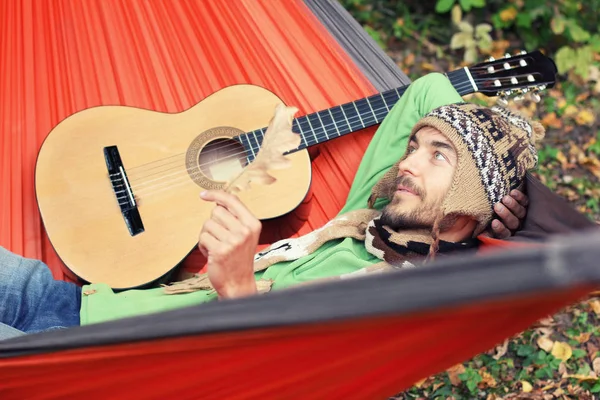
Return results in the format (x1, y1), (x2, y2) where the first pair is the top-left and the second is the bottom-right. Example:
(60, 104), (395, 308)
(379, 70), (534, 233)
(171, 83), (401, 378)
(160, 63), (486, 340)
(493, 339), (509, 360)
(447, 364), (465, 386)
(552, 342), (573, 362)
(537, 336), (555, 352)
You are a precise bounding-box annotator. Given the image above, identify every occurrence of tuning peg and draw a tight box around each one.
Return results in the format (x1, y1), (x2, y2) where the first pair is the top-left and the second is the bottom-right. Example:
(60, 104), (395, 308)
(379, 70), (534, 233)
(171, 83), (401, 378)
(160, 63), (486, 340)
(496, 95), (509, 107)
(514, 95), (525, 103)
(520, 50), (527, 55)
(530, 90), (541, 103)
(504, 53), (512, 58)
(487, 56), (496, 62)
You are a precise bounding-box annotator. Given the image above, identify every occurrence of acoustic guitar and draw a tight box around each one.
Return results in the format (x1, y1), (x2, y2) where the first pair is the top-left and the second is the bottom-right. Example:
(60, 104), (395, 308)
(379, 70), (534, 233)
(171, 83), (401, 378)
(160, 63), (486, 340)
(35, 51), (558, 289)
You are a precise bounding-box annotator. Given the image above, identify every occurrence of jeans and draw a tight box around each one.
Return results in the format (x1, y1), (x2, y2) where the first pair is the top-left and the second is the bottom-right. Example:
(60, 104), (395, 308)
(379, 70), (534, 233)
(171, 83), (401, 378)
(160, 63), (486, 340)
(0, 246), (81, 336)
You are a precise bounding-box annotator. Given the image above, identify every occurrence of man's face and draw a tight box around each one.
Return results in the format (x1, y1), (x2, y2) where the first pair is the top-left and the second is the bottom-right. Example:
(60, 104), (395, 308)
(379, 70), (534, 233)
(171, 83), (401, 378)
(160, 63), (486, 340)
(381, 126), (458, 230)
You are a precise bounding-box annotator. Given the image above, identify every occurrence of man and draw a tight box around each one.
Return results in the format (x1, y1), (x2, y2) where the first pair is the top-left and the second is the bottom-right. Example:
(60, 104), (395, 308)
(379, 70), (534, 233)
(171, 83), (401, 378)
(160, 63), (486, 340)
(0, 73), (535, 336)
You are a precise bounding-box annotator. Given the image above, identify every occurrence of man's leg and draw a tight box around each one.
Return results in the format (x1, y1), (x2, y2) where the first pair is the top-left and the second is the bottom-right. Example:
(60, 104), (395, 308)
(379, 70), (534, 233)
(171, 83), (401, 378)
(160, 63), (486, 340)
(0, 247), (81, 333)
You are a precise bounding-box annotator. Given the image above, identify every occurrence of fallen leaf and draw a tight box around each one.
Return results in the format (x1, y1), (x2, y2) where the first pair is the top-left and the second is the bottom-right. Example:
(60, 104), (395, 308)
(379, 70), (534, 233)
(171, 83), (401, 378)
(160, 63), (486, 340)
(559, 362), (567, 375)
(538, 336), (555, 352)
(537, 316), (555, 326)
(499, 7), (518, 22)
(553, 387), (565, 396)
(575, 92), (590, 102)
(556, 151), (569, 169)
(493, 339), (509, 360)
(562, 372), (598, 382)
(563, 104), (578, 118)
(480, 371), (497, 388)
(576, 109), (595, 126)
(225, 104), (300, 193)
(447, 364), (465, 386)
(552, 342), (573, 362)
(593, 358), (600, 374)
(521, 380), (533, 392)
(575, 332), (592, 344)
(541, 112), (563, 129)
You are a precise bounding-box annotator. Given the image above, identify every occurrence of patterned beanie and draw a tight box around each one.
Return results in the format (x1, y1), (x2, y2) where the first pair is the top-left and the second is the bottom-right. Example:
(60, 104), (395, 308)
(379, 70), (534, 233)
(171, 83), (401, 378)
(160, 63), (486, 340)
(368, 102), (546, 237)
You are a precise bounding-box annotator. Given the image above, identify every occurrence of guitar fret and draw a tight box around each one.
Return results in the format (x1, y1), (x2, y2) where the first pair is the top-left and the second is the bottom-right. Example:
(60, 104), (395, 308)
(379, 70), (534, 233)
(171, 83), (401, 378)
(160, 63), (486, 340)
(315, 111), (329, 140)
(328, 109), (341, 136)
(337, 105), (352, 132)
(352, 101), (365, 128)
(239, 133), (256, 158)
(380, 93), (390, 112)
(304, 115), (319, 143)
(293, 120), (309, 147)
(366, 98), (378, 121)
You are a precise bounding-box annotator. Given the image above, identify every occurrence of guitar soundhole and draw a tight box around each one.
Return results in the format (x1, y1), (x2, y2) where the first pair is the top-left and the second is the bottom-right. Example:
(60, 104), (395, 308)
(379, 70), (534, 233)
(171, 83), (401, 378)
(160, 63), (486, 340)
(197, 138), (248, 182)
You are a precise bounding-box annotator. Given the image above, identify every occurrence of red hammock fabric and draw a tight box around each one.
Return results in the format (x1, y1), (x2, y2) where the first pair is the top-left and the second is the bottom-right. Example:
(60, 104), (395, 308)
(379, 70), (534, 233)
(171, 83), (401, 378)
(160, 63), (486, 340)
(0, 0), (379, 282)
(0, 285), (593, 399)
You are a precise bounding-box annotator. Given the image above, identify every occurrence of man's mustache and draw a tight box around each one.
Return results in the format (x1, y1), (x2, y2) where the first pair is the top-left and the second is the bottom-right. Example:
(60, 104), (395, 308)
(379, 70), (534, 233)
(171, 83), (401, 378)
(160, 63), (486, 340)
(393, 176), (425, 198)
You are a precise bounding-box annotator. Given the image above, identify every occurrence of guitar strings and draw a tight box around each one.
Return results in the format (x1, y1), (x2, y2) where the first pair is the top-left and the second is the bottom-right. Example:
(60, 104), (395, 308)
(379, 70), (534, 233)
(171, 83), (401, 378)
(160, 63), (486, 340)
(115, 80), (492, 204)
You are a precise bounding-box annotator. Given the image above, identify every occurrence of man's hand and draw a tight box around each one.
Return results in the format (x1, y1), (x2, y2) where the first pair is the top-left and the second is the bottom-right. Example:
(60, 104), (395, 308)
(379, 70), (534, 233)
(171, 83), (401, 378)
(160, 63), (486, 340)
(488, 189), (529, 239)
(198, 190), (261, 299)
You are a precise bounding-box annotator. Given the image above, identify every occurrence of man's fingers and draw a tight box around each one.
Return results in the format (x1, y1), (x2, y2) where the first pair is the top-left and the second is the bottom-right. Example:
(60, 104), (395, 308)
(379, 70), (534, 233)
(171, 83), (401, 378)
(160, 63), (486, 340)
(490, 219), (511, 239)
(502, 195), (526, 219)
(201, 190), (257, 227)
(510, 189), (529, 207)
(198, 231), (220, 253)
(203, 219), (232, 242)
(211, 205), (240, 232)
(494, 203), (520, 230)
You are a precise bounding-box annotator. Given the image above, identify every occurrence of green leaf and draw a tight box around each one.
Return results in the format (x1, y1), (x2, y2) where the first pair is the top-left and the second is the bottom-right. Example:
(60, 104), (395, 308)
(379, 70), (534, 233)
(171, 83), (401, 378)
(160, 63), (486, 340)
(555, 46), (577, 74)
(451, 4), (462, 25)
(516, 13), (532, 28)
(591, 381), (600, 393)
(575, 46), (593, 80)
(590, 35), (600, 53)
(567, 20), (591, 43)
(470, 0), (485, 7)
(475, 23), (492, 36)
(450, 32), (470, 50)
(459, 0), (471, 12)
(551, 17), (566, 35)
(436, 0), (456, 13)
(464, 46), (478, 64)
(518, 344), (535, 357)
(577, 363), (592, 376)
(573, 349), (587, 359)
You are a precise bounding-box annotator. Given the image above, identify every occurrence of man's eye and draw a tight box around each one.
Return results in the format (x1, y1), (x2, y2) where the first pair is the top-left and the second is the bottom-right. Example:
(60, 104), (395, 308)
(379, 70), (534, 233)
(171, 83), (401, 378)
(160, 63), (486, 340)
(408, 146), (417, 154)
(435, 152), (446, 161)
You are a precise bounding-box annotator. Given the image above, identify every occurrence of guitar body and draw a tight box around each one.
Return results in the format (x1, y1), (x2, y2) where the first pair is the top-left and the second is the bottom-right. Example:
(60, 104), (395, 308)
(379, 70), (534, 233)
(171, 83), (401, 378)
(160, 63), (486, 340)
(35, 85), (311, 289)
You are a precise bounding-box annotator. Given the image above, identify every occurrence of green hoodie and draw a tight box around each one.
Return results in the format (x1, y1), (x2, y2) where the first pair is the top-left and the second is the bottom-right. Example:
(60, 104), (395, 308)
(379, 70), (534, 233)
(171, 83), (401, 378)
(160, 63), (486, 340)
(80, 73), (463, 326)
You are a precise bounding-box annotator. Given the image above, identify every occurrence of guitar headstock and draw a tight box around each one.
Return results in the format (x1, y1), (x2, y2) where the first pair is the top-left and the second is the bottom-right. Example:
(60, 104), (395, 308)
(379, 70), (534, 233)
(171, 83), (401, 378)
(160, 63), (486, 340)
(468, 50), (558, 104)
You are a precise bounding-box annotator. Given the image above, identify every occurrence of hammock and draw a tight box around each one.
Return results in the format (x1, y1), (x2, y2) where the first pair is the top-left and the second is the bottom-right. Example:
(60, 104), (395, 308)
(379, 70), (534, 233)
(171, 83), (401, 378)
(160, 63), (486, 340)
(0, 0), (598, 398)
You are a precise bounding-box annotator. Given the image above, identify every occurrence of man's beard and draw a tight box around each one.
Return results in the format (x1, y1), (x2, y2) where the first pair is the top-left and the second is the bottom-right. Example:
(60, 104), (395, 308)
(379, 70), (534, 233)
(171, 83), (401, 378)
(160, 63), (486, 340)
(380, 176), (441, 231)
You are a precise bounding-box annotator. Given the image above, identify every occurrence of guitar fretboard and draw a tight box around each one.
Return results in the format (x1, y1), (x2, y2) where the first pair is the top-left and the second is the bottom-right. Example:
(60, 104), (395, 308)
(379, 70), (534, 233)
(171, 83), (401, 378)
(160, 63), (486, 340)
(236, 68), (472, 162)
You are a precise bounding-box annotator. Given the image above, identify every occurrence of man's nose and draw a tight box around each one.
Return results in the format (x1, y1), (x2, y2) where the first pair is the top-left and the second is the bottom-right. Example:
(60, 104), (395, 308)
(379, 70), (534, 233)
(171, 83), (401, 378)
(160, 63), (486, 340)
(398, 155), (421, 177)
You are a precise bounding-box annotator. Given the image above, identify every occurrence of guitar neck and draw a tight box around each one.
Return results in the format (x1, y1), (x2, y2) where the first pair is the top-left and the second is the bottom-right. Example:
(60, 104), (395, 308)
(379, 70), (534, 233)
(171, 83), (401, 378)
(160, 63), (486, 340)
(237, 68), (476, 160)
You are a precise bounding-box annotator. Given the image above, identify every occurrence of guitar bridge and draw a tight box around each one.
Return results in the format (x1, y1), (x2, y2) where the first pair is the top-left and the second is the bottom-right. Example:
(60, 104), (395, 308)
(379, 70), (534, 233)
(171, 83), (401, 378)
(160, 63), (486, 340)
(104, 145), (145, 236)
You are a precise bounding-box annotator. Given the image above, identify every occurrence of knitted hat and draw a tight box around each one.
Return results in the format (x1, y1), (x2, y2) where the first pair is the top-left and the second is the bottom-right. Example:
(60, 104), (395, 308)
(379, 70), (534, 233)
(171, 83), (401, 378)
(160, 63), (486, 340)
(368, 102), (546, 237)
